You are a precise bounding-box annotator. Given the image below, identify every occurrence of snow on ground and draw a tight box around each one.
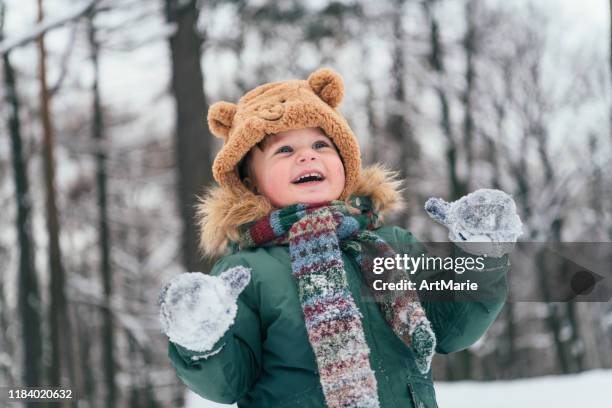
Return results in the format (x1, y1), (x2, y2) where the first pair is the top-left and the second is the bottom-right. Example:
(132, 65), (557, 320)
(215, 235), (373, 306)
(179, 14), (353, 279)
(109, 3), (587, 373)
(435, 369), (612, 407)
(185, 369), (612, 407)
(185, 394), (235, 408)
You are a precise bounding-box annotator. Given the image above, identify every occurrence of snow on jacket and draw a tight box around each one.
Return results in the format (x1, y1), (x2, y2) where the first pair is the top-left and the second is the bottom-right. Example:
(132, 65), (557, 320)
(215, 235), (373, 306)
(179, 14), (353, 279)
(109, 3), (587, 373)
(167, 165), (509, 408)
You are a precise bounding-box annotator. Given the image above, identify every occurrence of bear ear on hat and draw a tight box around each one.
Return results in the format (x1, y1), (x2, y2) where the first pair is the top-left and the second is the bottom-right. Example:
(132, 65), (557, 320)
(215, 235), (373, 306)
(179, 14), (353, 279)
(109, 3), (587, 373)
(308, 68), (344, 108)
(208, 101), (237, 140)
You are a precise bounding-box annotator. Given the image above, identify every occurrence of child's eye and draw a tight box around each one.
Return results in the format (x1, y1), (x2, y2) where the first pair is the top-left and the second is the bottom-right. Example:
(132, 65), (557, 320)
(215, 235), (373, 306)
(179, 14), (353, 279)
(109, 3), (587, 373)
(313, 140), (330, 149)
(275, 145), (293, 154)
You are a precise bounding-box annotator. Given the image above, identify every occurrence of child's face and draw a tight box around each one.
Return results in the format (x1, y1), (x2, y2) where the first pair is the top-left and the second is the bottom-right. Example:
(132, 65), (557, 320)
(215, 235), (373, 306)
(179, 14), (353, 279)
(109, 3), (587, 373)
(247, 127), (346, 207)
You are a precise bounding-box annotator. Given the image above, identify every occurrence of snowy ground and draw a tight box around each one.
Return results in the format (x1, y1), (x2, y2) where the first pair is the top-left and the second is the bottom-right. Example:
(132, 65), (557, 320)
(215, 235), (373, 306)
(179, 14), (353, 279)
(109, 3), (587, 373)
(185, 369), (612, 407)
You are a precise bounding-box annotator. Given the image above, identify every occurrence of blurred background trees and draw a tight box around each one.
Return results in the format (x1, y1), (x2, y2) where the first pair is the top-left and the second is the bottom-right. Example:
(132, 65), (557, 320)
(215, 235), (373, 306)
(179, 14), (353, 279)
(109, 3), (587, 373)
(0, 0), (611, 406)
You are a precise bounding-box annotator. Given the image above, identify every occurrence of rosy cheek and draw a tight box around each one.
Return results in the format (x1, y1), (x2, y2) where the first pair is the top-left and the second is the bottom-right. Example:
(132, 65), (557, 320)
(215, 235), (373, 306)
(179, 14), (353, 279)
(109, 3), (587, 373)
(334, 160), (345, 181)
(260, 162), (291, 202)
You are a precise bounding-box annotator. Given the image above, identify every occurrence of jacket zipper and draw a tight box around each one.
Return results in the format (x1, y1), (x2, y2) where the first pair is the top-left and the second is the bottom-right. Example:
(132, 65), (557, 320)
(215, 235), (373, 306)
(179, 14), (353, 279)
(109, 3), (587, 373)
(407, 383), (419, 408)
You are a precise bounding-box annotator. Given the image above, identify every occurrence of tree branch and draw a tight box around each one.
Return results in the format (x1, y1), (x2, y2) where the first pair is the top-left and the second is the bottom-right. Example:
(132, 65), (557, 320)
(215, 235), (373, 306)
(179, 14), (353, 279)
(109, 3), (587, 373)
(0, 0), (99, 55)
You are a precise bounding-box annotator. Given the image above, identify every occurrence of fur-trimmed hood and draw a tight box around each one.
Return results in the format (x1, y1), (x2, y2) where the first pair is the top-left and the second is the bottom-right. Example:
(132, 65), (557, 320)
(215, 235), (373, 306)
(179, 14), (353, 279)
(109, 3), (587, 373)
(196, 164), (405, 256)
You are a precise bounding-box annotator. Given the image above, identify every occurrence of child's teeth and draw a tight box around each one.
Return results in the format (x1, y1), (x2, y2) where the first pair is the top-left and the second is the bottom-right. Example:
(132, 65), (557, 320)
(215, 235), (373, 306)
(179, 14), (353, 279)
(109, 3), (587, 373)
(297, 172), (322, 182)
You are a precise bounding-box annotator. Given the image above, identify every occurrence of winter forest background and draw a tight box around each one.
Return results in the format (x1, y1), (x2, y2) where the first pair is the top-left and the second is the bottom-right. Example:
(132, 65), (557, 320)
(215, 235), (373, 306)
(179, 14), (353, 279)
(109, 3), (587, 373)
(0, 0), (611, 407)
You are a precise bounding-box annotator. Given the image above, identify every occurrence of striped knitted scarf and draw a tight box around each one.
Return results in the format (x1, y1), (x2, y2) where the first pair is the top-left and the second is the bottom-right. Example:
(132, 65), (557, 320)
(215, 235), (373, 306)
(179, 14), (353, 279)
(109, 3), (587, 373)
(236, 199), (436, 408)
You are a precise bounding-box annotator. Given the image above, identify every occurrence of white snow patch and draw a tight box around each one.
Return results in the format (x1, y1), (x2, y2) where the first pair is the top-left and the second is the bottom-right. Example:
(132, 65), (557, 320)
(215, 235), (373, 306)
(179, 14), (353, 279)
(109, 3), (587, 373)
(186, 392), (236, 408)
(435, 369), (612, 408)
(186, 369), (612, 408)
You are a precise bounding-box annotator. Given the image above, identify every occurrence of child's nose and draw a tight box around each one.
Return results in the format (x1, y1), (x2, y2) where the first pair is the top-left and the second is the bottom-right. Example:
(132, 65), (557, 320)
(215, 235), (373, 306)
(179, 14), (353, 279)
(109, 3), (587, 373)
(297, 149), (318, 163)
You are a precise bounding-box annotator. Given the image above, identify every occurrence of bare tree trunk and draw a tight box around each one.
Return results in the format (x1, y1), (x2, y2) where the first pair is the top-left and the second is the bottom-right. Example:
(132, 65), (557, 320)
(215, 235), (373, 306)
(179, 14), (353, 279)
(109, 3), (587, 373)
(588, 135), (612, 368)
(63, 298), (82, 408)
(88, 13), (117, 407)
(528, 115), (570, 374)
(461, 0), (477, 185)
(141, 347), (160, 408)
(488, 62), (514, 191)
(530, 110), (583, 373)
(527, 58), (573, 372)
(127, 332), (142, 408)
(532, 81), (586, 373)
(423, 0), (471, 379)
(164, 0), (212, 272)
(386, 0), (419, 228)
(388, 0), (417, 179)
(76, 302), (97, 407)
(35, 2), (74, 402)
(1, 4), (43, 398)
(423, 0), (467, 201)
(365, 78), (378, 165)
(488, 70), (515, 373)
(0, 250), (15, 387)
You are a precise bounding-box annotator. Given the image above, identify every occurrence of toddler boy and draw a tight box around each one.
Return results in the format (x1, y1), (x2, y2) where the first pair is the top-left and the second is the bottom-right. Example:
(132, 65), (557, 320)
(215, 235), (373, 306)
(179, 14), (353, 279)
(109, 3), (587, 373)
(159, 68), (522, 408)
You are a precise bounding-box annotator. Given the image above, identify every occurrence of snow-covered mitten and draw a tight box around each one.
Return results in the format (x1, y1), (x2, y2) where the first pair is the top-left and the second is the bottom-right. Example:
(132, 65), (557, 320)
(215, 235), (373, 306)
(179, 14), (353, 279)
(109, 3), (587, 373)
(424, 189), (523, 258)
(159, 266), (251, 353)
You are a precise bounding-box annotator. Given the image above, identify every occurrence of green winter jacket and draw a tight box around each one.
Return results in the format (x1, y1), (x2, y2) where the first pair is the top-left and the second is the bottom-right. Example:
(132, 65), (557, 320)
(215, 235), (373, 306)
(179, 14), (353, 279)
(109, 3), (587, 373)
(168, 165), (509, 407)
(168, 223), (509, 407)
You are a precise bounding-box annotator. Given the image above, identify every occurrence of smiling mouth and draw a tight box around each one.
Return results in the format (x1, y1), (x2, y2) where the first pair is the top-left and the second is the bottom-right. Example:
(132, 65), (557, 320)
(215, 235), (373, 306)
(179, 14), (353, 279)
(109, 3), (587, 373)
(291, 172), (326, 184)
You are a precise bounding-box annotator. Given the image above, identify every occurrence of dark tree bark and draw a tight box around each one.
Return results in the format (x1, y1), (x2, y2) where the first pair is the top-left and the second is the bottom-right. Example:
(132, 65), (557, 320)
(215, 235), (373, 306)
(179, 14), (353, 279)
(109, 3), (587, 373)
(518, 88), (570, 374)
(588, 135), (612, 368)
(422, 0), (471, 379)
(534, 129), (583, 374)
(0, 248), (14, 388)
(76, 301), (96, 407)
(386, 0), (419, 228)
(88, 13), (117, 407)
(527, 54), (582, 373)
(609, 0), (612, 178)
(487, 64), (514, 371)
(35, 2), (74, 402)
(461, 0), (477, 183)
(127, 332), (143, 408)
(423, 0), (467, 201)
(164, 0), (212, 272)
(1, 4), (43, 398)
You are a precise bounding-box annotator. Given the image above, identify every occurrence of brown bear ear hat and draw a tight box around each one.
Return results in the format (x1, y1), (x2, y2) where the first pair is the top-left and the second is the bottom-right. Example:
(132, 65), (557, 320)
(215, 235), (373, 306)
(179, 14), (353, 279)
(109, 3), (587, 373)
(207, 68), (362, 200)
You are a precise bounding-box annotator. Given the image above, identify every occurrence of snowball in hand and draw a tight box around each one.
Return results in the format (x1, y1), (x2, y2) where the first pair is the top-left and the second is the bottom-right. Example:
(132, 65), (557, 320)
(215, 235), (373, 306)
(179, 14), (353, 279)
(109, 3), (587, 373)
(424, 189), (523, 257)
(159, 266), (251, 352)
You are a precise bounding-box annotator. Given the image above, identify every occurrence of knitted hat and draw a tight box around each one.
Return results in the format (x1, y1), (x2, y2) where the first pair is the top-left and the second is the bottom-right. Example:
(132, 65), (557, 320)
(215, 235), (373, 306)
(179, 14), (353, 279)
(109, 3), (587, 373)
(207, 68), (361, 200)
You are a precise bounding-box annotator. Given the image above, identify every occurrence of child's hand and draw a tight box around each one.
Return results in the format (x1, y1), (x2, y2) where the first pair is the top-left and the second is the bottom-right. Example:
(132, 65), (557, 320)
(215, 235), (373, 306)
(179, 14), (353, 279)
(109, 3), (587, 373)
(159, 266), (251, 352)
(424, 189), (523, 257)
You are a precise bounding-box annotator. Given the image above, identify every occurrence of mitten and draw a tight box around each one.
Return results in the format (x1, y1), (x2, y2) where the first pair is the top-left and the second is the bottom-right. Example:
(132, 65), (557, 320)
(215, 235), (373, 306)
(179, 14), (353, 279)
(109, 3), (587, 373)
(159, 266), (251, 353)
(424, 189), (523, 258)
